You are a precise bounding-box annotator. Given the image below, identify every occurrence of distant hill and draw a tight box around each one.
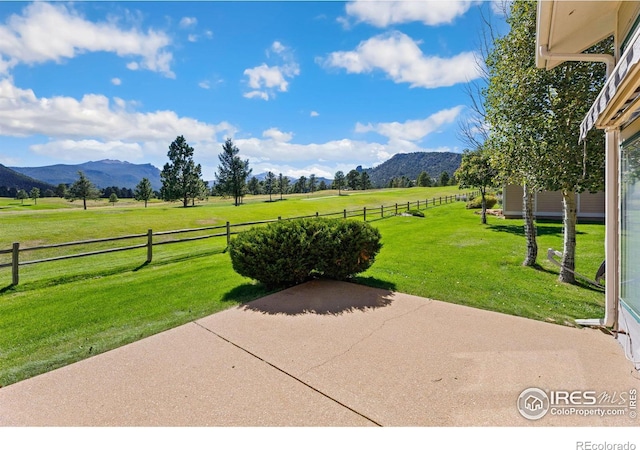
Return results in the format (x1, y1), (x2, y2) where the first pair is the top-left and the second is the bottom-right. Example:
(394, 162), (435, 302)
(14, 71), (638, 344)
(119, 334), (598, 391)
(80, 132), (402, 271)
(361, 152), (462, 187)
(0, 164), (56, 193)
(11, 160), (162, 190)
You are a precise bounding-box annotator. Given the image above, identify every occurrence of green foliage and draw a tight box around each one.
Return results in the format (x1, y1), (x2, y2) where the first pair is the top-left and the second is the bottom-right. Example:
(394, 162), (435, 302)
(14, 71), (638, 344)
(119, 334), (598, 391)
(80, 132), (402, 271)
(229, 218), (382, 289)
(108, 193), (118, 205)
(16, 189), (28, 204)
(483, 0), (608, 276)
(265, 171), (277, 201)
(417, 171), (431, 187)
(160, 136), (205, 208)
(277, 173), (289, 200)
(439, 171), (450, 187)
(333, 170), (345, 194)
(67, 171), (101, 210)
(215, 138), (252, 206)
(346, 169), (360, 190)
(134, 177), (154, 208)
(466, 194), (497, 209)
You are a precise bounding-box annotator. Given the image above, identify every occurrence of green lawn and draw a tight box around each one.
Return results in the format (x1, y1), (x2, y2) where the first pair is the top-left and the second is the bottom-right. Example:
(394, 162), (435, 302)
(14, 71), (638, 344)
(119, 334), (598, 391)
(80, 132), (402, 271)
(0, 188), (604, 386)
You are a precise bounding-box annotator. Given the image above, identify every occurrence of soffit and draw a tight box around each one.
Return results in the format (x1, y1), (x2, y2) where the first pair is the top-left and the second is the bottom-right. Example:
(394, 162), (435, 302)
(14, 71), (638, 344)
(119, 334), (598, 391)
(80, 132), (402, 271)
(536, 0), (619, 70)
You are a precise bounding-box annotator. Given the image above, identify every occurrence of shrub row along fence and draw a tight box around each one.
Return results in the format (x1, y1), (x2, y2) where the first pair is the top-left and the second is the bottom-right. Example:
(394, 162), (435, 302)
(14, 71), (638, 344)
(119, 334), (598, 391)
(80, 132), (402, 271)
(0, 192), (478, 286)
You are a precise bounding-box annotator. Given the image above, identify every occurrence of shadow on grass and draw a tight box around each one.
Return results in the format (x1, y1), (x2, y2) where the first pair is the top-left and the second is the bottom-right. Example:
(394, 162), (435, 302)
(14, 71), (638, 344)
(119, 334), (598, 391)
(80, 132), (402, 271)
(235, 277), (397, 316)
(487, 221), (585, 237)
(220, 282), (270, 304)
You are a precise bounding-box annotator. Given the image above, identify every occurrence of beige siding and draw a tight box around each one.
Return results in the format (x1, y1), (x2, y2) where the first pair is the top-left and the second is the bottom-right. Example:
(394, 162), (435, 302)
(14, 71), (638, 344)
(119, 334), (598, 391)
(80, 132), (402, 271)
(502, 185), (604, 220)
(580, 191), (606, 214)
(503, 184), (523, 219)
(536, 190), (563, 214)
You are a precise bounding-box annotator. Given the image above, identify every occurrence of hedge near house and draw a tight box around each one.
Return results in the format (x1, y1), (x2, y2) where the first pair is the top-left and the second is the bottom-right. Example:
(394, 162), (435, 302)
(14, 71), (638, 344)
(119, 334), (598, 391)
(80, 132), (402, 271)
(228, 218), (382, 289)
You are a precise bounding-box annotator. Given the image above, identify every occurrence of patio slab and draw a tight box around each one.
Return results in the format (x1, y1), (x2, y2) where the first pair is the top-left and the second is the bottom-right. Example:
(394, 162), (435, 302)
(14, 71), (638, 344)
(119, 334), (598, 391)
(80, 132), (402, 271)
(1, 279), (638, 426)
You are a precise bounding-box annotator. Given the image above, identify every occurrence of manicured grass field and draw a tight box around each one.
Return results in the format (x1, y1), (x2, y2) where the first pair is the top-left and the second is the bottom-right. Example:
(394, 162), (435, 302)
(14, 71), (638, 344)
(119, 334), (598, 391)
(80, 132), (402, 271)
(0, 187), (604, 386)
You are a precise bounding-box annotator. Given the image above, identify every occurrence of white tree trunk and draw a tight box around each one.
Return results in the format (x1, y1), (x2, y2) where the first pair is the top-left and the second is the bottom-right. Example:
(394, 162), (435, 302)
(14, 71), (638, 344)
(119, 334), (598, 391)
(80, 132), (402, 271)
(560, 190), (577, 284)
(522, 182), (538, 266)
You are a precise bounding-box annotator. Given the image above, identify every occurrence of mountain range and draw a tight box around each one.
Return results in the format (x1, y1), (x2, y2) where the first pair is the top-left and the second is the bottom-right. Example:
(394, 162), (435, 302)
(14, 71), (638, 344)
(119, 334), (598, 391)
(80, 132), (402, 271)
(1, 152), (462, 194)
(361, 152), (462, 188)
(0, 164), (57, 193)
(9, 160), (162, 191)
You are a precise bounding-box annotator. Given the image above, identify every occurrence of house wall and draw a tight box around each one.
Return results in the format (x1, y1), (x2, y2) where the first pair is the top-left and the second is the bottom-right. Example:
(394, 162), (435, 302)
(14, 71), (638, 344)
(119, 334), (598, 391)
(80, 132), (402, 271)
(502, 185), (605, 221)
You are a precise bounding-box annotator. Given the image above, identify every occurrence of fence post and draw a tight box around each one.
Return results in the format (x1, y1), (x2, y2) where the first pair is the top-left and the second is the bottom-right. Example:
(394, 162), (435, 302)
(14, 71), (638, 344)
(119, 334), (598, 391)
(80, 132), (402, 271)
(316, 212), (319, 218)
(395, 203), (398, 215)
(146, 229), (153, 263)
(363, 206), (367, 222)
(343, 209), (347, 219)
(417, 200), (420, 209)
(439, 197), (442, 205)
(226, 221), (231, 245)
(407, 201), (410, 211)
(11, 242), (19, 286)
(278, 216), (281, 221)
(381, 205), (383, 218)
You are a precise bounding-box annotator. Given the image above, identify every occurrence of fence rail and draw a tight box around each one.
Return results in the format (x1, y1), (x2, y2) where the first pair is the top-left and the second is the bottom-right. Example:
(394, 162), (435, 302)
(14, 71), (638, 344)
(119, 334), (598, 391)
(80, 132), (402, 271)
(1, 192), (478, 286)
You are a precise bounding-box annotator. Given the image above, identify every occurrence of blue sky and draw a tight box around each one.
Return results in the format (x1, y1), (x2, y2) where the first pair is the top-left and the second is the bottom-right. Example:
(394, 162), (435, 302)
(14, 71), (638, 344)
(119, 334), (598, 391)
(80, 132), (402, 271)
(0, 1), (507, 180)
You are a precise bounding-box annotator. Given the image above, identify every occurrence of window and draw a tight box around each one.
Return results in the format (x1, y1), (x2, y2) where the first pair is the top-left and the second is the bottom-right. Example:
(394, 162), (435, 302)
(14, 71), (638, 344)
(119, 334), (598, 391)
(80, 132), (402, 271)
(621, 134), (640, 321)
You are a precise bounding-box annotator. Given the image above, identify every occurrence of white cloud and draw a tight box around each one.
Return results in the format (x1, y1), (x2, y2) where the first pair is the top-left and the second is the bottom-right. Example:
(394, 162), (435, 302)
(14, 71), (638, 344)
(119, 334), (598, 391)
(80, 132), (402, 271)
(243, 90), (269, 101)
(204, 30), (213, 39)
(179, 17), (197, 28)
(356, 106), (465, 142)
(0, 78), (235, 165)
(111, 77), (122, 86)
(0, 2), (174, 77)
(310, 111), (319, 117)
(243, 41), (300, 101)
(271, 41), (286, 54)
(31, 139), (144, 161)
(188, 34), (198, 43)
(126, 61), (139, 71)
(198, 80), (210, 89)
(344, 0), (476, 27)
(321, 31), (482, 89)
(262, 127), (293, 142)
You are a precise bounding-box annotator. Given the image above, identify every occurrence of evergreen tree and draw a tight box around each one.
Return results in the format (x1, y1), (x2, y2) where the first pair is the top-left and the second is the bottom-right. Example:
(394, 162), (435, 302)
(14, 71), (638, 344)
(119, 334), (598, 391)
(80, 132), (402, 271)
(160, 136), (204, 208)
(214, 138), (252, 206)
(277, 173), (290, 200)
(265, 171), (276, 201)
(333, 170), (345, 195)
(134, 177), (154, 208)
(68, 171), (101, 210)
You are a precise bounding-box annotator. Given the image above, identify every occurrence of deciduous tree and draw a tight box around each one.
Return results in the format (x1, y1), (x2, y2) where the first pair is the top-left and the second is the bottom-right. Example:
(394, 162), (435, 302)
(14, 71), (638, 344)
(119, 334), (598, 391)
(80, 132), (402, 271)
(455, 147), (497, 224)
(29, 187), (40, 205)
(484, 0), (607, 280)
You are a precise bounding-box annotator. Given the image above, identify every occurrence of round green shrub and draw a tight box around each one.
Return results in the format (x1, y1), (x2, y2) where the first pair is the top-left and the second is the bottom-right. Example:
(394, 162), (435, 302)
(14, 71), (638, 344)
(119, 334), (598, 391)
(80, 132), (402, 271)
(228, 218), (382, 289)
(466, 194), (497, 209)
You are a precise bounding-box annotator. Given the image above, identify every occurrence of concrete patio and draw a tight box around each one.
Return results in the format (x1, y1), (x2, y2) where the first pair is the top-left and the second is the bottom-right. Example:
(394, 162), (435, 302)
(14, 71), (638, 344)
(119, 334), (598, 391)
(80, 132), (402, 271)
(1, 279), (638, 426)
